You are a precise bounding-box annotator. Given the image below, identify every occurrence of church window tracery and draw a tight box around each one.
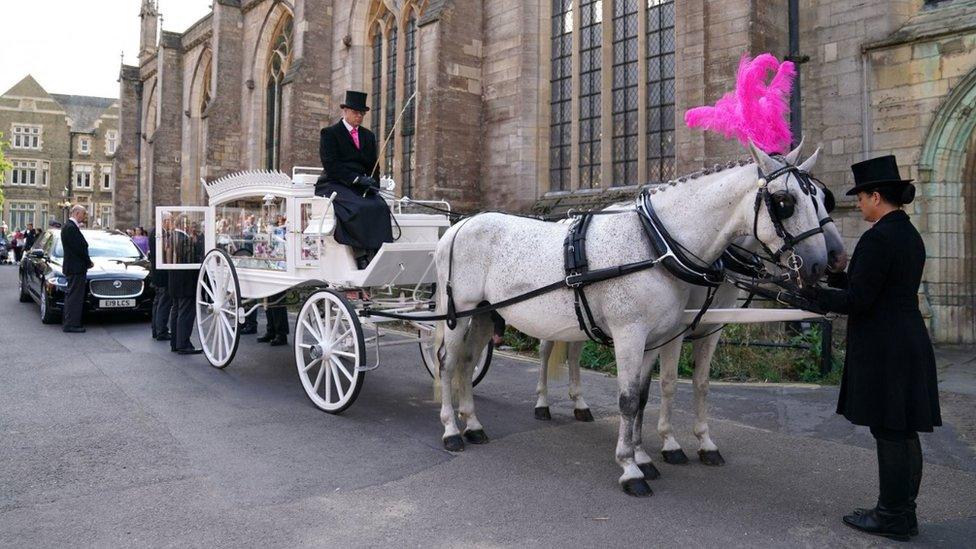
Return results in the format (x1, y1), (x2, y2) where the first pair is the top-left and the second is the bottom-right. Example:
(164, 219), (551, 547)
(265, 14), (293, 170)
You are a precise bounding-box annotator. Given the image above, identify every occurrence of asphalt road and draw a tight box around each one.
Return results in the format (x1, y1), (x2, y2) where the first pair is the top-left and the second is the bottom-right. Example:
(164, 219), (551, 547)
(1, 266), (974, 548)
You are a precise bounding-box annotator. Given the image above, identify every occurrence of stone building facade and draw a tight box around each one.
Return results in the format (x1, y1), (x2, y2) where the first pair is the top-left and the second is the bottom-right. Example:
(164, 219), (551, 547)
(1, 75), (119, 230)
(115, 0), (976, 343)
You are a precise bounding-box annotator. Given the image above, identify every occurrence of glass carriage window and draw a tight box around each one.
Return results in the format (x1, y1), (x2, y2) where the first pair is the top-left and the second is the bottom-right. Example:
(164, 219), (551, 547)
(265, 15), (293, 171)
(646, 0), (675, 183)
(214, 198), (288, 271)
(384, 25), (398, 177)
(578, 0), (602, 189)
(612, 0), (639, 187)
(401, 15), (418, 197)
(549, 0), (573, 192)
(371, 26), (383, 129)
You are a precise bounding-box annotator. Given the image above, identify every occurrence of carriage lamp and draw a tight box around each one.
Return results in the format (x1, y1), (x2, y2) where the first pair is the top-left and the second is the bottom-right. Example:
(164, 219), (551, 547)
(381, 177), (396, 192)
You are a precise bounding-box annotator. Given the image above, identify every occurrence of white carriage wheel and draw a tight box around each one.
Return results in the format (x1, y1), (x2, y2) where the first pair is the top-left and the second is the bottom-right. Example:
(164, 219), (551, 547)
(295, 289), (366, 414)
(418, 324), (493, 387)
(195, 249), (242, 369)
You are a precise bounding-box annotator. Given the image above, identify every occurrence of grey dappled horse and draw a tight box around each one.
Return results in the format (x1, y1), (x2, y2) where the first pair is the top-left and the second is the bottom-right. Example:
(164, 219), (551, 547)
(433, 144), (831, 497)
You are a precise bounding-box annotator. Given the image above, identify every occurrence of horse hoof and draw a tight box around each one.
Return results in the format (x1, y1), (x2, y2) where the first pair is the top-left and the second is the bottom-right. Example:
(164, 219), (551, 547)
(463, 429), (490, 444)
(698, 449), (726, 466)
(443, 435), (465, 452)
(573, 408), (595, 422)
(621, 478), (654, 497)
(661, 449), (689, 465)
(534, 407), (552, 421)
(638, 462), (661, 480)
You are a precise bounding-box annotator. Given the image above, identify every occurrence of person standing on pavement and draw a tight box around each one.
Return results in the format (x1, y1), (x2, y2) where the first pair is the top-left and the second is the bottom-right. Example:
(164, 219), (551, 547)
(148, 220), (172, 341)
(11, 228), (25, 263)
(807, 155), (941, 542)
(24, 223), (39, 250)
(167, 216), (202, 354)
(60, 205), (93, 333)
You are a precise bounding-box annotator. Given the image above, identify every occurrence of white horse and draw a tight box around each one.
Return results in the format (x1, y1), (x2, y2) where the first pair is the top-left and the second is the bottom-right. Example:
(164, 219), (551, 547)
(433, 143), (830, 497)
(534, 148), (848, 470)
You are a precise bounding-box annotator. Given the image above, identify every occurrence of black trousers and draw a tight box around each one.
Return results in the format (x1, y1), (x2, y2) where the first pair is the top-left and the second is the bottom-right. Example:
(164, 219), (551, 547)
(13, 246), (23, 262)
(152, 284), (172, 337)
(63, 273), (87, 328)
(870, 426), (922, 512)
(265, 306), (290, 337)
(170, 296), (196, 351)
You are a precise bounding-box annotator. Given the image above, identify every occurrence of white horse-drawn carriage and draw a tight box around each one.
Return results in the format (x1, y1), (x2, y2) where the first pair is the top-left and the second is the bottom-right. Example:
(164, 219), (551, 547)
(155, 168), (491, 413)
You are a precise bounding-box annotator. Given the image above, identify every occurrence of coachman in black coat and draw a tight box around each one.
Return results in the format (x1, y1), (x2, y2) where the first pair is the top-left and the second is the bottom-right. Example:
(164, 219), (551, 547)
(315, 91), (393, 267)
(810, 155), (941, 541)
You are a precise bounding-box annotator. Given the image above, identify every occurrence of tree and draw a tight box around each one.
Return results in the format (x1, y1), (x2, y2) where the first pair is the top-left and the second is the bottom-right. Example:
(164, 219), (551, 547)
(0, 131), (10, 209)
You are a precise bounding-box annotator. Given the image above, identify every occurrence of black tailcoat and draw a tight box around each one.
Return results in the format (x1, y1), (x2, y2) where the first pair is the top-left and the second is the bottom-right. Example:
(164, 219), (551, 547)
(60, 221), (91, 276)
(315, 120), (393, 250)
(814, 210), (941, 432)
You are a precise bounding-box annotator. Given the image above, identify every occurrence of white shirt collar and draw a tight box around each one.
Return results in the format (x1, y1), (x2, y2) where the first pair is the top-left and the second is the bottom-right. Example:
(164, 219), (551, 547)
(341, 118), (358, 132)
(69, 217), (81, 227)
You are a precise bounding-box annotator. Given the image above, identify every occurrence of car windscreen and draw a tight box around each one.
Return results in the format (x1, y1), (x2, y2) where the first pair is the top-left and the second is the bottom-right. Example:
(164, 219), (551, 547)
(53, 233), (143, 259)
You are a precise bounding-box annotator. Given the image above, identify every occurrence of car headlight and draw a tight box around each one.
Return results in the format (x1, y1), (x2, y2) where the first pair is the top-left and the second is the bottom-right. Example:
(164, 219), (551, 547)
(53, 275), (68, 287)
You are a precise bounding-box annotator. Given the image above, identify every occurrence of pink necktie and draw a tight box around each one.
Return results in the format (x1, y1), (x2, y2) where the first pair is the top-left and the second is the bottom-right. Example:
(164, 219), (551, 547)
(350, 127), (360, 150)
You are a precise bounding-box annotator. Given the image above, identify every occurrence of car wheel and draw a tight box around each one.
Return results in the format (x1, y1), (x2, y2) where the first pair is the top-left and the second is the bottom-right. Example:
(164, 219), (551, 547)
(39, 290), (60, 325)
(18, 273), (31, 303)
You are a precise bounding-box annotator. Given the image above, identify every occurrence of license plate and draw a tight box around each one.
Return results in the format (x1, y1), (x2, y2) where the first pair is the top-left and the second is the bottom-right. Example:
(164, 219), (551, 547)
(99, 299), (136, 308)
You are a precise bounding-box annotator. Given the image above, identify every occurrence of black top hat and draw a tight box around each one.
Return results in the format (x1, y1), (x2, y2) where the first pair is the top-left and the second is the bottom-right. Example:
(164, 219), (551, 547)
(340, 90), (369, 112)
(845, 155), (914, 196)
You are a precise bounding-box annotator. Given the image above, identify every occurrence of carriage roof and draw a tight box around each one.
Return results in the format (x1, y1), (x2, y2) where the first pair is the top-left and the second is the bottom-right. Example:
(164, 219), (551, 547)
(201, 168), (320, 205)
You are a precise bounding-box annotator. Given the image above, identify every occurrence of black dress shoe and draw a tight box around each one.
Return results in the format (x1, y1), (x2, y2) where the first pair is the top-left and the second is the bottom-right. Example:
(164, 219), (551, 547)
(155, 333), (171, 341)
(176, 348), (204, 355)
(257, 333), (275, 343)
(843, 507), (911, 542)
(269, 335), (288, 347)
(62, 326), (86, 333)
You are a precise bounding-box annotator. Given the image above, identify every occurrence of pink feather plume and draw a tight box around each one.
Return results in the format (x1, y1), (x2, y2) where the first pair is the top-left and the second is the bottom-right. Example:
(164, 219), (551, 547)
(684, 53), (796, 154)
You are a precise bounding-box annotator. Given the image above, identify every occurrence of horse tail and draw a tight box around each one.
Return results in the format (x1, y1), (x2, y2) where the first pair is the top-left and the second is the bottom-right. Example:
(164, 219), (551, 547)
(432, 319), (446, 402)
(547, 341), (568, 381)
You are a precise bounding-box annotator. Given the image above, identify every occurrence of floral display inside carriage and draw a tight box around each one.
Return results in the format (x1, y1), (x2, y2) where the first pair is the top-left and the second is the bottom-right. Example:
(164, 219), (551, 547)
(214, 196), (288, 271)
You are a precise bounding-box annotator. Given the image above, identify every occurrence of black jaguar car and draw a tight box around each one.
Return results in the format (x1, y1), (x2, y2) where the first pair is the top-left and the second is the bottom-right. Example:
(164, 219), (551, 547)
(18, 228), (155, 324)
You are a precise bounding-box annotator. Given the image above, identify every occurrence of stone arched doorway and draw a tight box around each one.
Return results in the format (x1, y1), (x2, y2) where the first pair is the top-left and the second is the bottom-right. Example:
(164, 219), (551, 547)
(917, 67), (976, 344)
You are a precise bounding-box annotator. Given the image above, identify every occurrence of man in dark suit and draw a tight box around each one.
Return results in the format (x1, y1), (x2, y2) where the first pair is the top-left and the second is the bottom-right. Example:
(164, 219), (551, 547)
(60, 205), (93, 333)
(316, 90), (393, 270)
(148, 218), (172, 341)
(167, 217), (203, 354)
(808, 156), (941, 541)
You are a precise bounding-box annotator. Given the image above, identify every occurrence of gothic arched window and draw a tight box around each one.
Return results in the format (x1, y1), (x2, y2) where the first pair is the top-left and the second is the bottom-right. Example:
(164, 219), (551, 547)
(367, 1), (427, 195)
(266, 14), (293, 170)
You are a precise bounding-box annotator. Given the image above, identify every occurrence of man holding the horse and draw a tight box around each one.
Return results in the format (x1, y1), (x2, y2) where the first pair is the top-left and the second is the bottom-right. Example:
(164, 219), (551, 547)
(808, 155), (941, 542)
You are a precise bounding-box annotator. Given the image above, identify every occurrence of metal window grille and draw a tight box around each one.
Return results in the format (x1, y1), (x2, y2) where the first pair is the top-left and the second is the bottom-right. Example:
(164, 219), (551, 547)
(646, 0), (675, 184)
(578, 0), (602, 189)
(385, 26), (398, 177)
(401, 16), (418, 197)
(549, 0), (573, 192)
(371, 26), (383, 135)
(611, 0), (639, 186)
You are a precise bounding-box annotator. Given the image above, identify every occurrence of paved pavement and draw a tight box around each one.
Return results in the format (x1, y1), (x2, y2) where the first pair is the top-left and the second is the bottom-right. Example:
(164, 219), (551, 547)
(1, 266), (974, 548)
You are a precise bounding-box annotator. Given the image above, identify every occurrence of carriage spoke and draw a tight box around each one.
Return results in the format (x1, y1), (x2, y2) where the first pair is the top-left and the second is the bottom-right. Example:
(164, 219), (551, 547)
(313, 301), (329, 341)
(332, 327), (353, 343)
(200, 279), (216, 302)
(332, 350), (357, 360)
(301, 319), (320, 343)
(331, 356), (355, 383)
(302, 357), (322, 373)
(329, 361), (342, 398)
(325, 362), (334, 403)
(312, 358), (327, 392)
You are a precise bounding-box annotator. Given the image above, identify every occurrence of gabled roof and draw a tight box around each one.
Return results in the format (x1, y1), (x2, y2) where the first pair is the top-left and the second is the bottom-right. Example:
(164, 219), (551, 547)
(50, 94), (117, 133)
(1, 74), (55, 100)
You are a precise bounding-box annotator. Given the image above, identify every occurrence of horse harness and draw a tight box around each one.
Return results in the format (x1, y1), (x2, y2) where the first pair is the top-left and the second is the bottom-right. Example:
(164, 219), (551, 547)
(363, 162), (828, 346)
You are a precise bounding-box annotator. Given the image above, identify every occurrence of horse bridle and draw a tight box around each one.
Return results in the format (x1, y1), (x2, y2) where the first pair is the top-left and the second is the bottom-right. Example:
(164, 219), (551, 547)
(752, 162), (830, 268)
